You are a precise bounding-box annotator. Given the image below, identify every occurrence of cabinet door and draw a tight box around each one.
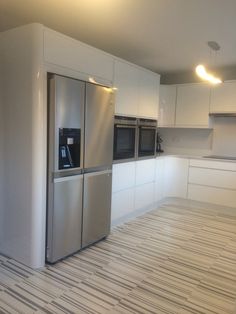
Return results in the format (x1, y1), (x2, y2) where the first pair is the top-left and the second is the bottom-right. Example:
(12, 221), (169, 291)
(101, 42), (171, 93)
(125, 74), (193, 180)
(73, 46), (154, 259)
(44, 29), (113, 83)
(112, 162), (136, 193)
(134, 182), (155, 211)
(111, 188), (135, 223)
(155, 158), (165, 202)
(210, 81), (236, 113)
(176, 84), (210, 127)
(114, 60), (139, 116)
(163, 157), (189, 198)
(159, 85), (176, 126)
(135, 159), (156, 186)
(138, 70), (160, 119)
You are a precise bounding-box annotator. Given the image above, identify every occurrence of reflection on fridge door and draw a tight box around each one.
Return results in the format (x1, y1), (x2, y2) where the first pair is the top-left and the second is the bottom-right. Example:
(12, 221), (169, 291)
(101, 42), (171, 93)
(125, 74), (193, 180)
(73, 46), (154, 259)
(46, 74), (114, 263)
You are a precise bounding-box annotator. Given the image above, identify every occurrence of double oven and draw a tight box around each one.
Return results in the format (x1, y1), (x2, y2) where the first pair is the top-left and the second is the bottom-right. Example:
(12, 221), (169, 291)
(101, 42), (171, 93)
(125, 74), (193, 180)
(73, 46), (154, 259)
(113, 115), (157, 162)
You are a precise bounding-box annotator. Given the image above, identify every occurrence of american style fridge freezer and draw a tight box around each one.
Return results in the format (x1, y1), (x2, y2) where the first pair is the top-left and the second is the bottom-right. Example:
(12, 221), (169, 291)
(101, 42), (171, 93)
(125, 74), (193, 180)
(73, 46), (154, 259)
(46, 74), (114, 263)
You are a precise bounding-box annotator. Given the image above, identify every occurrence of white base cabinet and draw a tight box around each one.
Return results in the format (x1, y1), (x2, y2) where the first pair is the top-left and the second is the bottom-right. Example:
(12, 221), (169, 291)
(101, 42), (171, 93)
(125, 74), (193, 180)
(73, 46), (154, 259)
(163, 157), (189, 198)
(112, 156), (236, 226)
(187, 159), (236, 208)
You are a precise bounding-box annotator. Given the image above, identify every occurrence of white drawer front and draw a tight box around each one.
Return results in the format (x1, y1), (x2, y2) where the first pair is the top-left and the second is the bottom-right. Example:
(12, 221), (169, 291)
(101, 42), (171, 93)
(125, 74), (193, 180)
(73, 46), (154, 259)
(189, 167), (236, 190)
(190, 159), (236, 171)
(188, 184), (236, 208)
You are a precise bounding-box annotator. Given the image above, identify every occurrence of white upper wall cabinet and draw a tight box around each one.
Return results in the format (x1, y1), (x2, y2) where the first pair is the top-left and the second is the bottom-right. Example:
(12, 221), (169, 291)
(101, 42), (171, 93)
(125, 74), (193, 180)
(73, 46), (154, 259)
(114, 59), (160, 118)
(210, 81), (236, 113)
(43, 29), (114, 83)
(175, 84), (210, 127)
(159, 85), (176, 126)
(113, 60), (139, 117)
(138, 69), (160, 119)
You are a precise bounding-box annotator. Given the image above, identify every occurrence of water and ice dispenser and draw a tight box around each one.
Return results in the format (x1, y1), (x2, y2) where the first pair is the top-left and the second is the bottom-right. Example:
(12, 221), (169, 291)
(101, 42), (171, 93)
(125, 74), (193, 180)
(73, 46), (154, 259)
(58, 128), (81, 169)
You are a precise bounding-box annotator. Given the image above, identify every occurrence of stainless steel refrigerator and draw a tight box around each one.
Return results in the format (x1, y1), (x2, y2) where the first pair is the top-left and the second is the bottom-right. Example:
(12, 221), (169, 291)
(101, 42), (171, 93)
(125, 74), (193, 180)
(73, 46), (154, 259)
(46, 74), (114, 263)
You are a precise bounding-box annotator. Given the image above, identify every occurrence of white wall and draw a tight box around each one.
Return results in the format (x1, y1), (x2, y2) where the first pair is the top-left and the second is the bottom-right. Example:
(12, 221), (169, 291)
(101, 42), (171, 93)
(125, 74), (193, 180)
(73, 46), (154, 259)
(159, 128), (213, 156)
(211, 116), (236, 157)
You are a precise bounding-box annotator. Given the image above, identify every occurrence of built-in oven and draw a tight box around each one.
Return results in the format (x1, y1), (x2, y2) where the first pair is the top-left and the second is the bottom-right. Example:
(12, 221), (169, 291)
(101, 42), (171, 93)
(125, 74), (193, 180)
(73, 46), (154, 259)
(113, 116), (137, 161)
(138, 118), (157, 158)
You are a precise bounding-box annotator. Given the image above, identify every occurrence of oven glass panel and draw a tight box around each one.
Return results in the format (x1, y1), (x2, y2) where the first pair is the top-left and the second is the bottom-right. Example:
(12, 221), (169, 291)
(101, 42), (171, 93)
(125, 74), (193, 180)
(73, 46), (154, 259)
(138, 128), (156, 157)
(114, 127), (136, 160)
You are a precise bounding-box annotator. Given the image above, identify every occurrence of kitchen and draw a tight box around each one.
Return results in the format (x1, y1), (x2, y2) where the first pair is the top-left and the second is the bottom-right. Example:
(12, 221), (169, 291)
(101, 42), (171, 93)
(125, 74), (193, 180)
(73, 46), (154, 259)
(0, 1), (236, 313)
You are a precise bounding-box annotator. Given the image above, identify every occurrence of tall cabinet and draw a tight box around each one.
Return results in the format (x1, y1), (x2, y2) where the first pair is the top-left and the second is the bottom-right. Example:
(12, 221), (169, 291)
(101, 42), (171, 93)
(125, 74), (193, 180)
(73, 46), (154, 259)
(0, 23), (161, 269)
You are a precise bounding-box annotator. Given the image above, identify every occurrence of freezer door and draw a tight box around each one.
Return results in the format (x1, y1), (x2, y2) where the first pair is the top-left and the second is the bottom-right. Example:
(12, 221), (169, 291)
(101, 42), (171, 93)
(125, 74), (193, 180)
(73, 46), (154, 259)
(47, 174), (83, 263)
(84, 83), (114, 169)
(82, 170), (112, 248)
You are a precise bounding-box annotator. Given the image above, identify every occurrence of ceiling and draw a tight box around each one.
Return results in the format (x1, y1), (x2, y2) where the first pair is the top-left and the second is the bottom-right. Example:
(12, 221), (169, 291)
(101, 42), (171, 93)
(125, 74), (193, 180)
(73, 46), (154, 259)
(1, 0), (236, 75)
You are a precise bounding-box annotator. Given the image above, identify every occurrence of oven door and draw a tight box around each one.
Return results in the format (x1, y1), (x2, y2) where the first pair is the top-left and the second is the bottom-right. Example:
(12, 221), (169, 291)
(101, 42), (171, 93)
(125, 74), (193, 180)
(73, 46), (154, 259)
(138, 127), (156, 157)
(113, 125), (136, 160)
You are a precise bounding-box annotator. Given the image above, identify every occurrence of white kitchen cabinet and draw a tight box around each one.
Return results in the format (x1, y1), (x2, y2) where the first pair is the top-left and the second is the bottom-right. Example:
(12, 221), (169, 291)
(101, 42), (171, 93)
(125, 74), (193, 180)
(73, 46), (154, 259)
(135, 159), (156, 186)
(189, 158), (236, 171)
(114, 59), (160, 118)
(44, 28), (114, 84)
(138, 69), (160, 119)
(111, 188), (135, 223)
(163, 157), (189, 198)
(112, 162), (136, 193)
(113, 60), (139, 116)
(189, 167), (236, 190)
(154, 158), (165, 202)
(188, 158), (236, 208)
(188, 184), (236, 208)
(159, 85), (176, 127)
(134, 182), (155, 211)
(210, 81), (236, 113)
(175, 84), (210, 127)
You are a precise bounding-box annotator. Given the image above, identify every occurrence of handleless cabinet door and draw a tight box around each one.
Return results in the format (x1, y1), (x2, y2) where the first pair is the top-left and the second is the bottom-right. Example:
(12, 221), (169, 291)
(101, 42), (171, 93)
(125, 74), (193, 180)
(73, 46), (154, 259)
(47, 174), (83, 263)
(175, 84), (210, 127)
(82, 170), (112, 248)
(84, 83), (114, 169)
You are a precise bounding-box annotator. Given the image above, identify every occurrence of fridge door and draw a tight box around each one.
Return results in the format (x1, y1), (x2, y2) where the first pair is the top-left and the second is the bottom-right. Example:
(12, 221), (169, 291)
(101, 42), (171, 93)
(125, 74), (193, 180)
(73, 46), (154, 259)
(47, 174), (83, 263)
(48, 74), (85, 173)
(82, 170), (112, 248)
(84, 83), (114, 169)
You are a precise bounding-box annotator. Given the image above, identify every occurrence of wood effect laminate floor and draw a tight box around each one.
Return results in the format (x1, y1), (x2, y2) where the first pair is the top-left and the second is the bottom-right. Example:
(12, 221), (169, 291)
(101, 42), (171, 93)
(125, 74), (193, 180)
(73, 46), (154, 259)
(0, 199), (236, 314)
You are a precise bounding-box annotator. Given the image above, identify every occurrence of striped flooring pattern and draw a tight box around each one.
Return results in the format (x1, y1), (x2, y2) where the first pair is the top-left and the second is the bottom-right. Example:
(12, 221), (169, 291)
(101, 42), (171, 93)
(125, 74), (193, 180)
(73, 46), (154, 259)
(0, 198), (236, 313)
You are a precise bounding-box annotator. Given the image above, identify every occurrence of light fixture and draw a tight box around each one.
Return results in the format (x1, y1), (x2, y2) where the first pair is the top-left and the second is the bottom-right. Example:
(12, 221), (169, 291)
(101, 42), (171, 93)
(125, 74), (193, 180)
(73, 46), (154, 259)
(195, 41), (222, 84)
